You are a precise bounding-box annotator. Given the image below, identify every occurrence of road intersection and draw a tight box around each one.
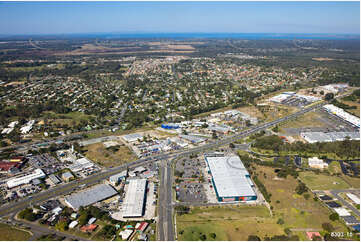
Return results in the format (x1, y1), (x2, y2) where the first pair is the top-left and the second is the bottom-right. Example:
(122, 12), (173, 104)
(0, 102), (325, 240)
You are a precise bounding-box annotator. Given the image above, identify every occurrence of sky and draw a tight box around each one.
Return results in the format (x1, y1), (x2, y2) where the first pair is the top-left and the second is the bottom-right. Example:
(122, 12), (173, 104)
(0, 1), (359, 35)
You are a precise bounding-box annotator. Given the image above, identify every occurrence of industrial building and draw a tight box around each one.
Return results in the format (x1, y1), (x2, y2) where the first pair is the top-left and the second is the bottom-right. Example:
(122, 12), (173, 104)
(122, 179), (147, 217)
(204, 154), (257, 202)
(346, 193), (360, 205)
(7, 168), (46, 188)
(179, 134), (207, 144)
(300, 131), (360, 143)
(122, 133), (143, 143)
(109, 170), (127, 185)
(64, 184), (118, 210)
(68, 157), (94, 172)
(161, 123), (180, 129)
(308, 157), (328, 169)
(323, 104), (360, 128)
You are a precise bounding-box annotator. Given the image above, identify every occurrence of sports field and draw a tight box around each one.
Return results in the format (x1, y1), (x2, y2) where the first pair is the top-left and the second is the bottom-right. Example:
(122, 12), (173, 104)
(176, 205), (284, 241)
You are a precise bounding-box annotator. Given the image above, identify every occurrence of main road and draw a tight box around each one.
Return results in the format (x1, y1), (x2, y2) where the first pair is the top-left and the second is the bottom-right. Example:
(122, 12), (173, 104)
(0, 102), (324, 239)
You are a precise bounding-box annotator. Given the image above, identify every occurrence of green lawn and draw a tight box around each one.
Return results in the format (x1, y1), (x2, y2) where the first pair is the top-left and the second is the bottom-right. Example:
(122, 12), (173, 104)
(299, 171), (350, 190)
(176, 205), (284, 241)
(0, 223), (32, 241)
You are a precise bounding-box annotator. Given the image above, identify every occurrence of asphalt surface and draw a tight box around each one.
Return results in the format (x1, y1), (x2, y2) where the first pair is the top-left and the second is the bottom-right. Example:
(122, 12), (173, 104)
(330, 189), (360, 217)
(157, 160), (175, 241)
(0, 101), (325, 240)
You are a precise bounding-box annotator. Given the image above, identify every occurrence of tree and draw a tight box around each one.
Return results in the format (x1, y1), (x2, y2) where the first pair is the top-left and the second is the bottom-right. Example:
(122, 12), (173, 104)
(312, 235), (323, 241)
(277, 218), (285, 225)
(272, 126), (279, 132)
(325, 93), (334, 101)
(200, 234), (207, 241)
(212, 131), (218, 139)
(78, 213), (90, 226)
(18, 208), (37, 221)
(295, 182), (308, 195)
(55, 221), (68, 231)
(322, 222), (334, 232)
(210, 233), (216, 239)
(329, 213), (339, 221)
(248, 235), (261, 241)
(284, 228), (292, 236)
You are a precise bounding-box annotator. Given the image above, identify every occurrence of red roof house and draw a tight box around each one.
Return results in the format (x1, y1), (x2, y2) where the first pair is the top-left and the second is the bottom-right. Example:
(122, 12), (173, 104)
(80, 224), (98, 233)
(306, 232), (322, 240)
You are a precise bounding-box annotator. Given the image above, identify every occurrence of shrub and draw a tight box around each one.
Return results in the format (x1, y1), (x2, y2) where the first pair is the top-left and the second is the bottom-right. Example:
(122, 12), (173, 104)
(248, 235), (261, 241)
(329, 213), (339, 221)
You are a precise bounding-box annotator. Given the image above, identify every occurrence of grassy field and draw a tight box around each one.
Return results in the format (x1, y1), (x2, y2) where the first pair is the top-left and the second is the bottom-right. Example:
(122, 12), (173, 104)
(328, 161), (342, 175)
(299, 171), (350, 190)
(7, 64), (64, 72)
(43, 111), (95, 126)
(341, 175), (360, 189)
(176, 205), (284, 241)
(0, 223), (32, 241)
(84, 142), (136, 167)
(255, 165), (347, 232)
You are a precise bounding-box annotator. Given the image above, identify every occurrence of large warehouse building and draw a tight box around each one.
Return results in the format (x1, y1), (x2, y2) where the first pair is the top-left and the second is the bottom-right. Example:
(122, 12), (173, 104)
(65, 184), (117, 210)
(122, 179), (147, 218)
(300, 131), (360, 143)
(7, 168), (46, 188)
(205, 154), (257, 202)
(323, 104), (360, 128)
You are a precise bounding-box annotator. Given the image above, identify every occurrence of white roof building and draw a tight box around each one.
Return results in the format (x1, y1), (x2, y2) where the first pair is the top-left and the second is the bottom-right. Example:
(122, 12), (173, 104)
(323, 104), (360, 128)
(109, 170), (127, 185)
(8, 121), (18, 128)
(122, 179), (147, 217)
(88, 217), (96, 224)
(7, 169), (46, 188)
(308, 157), (328, 169)
(1, 127), (14, 135)
(122, 133), (143, 143)
(119, 229), (134, 240)
(20, 120), (35, 134)
(205, 155), (256, 201)
(68, 157), (94, 172)
(269, 93), (293, 103)
(300, 132), (359, 143)
(64, 184), (117, 210)
(69, 221), (78, 229)
(346, 193), (360, 205)
(334, 208), (351, 216)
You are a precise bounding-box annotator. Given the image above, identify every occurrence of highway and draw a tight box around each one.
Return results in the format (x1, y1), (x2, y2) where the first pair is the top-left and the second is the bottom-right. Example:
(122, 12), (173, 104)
(0, 101), (324, 240)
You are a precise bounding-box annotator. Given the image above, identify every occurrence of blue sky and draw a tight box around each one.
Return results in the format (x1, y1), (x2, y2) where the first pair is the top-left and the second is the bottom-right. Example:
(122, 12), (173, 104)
(0, 1), (359, 35)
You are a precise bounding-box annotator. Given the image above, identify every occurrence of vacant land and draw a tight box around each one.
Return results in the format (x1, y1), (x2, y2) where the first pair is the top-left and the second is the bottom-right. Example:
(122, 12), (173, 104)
(263, 105), (299, 122)
(176, 205), (284, 241)
(341, 100), (360, 117)
(84, 142), (136, 167)
(279, 111), (326, 130)
(299, 171), (350, 190)
(254, 165), (347, 231)
(0, 223), (31, 241)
